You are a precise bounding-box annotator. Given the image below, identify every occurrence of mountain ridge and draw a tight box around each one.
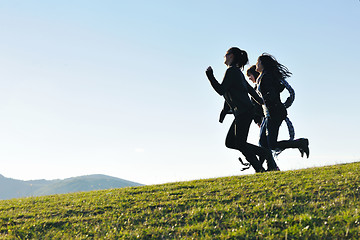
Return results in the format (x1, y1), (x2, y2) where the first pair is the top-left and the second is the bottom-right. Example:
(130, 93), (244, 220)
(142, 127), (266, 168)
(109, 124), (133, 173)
(0, 174), (143, 200)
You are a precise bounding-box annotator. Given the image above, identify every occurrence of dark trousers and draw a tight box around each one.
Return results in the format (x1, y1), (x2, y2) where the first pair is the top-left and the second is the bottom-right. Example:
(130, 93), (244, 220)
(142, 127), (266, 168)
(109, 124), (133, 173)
(259, 116), (302, 150)
(225, 112), (265, 172)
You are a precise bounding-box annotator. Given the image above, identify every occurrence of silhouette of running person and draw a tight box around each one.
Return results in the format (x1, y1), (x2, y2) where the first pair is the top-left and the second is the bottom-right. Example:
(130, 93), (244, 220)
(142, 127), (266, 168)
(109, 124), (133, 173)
(255, 53), (310, 157)
(206, 47), (278, 172)
(247, 65), (300, 158)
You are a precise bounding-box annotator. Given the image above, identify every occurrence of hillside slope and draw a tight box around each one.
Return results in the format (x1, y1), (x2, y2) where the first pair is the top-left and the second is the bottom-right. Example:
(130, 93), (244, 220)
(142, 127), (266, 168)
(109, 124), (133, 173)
(1, 162), (359, 239)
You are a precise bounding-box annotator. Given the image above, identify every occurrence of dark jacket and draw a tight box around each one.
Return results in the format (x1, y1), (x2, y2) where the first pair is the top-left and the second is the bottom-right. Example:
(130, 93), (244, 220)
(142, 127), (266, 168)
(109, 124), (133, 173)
(257, 71), (287, 120)
(207, 65), (263, 122)
(251, 85), (264, 125)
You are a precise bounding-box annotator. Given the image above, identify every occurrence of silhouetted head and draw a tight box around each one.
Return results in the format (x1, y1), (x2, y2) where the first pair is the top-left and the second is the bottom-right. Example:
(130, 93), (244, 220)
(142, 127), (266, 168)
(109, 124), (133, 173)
(256, 53), (292, 80)
(224, 47), (248, 70)
(256, 54), (277, 73)
(246, 65), (260, 83)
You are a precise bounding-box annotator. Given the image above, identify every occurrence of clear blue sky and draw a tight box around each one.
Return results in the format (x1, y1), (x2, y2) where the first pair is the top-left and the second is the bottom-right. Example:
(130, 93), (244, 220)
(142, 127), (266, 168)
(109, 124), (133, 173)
(0, 1), (359, 185)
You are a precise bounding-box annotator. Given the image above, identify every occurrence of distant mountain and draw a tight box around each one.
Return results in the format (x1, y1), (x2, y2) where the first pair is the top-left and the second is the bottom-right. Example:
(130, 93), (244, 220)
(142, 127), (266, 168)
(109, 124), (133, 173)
(0, 174), (143, 200)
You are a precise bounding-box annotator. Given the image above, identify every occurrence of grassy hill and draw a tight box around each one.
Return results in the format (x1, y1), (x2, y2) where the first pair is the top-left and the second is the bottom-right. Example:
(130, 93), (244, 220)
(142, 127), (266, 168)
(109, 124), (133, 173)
(0, 162), (359, 239)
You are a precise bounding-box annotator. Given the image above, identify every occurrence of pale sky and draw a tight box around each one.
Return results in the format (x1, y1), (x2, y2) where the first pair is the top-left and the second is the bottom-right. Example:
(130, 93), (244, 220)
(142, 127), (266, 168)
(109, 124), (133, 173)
(0, 1), (359, 185)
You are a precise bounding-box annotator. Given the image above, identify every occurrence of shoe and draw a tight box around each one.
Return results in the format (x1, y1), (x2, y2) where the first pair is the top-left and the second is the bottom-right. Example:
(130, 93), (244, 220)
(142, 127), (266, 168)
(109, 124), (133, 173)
(298, 138), (309, 158)
(238, 157), (251, 171)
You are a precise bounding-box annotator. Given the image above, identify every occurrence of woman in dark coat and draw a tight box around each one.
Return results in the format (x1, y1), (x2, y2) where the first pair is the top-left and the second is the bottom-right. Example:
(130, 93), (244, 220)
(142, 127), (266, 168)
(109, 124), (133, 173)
(255, 53), (309, 157)
(206, 47), (278, 172)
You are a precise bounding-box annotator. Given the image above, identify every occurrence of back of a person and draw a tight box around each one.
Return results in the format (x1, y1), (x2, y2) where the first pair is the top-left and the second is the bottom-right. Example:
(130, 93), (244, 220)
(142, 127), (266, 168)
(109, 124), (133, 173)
(225, 66), (253, 115)
(260, 71), (287, 119)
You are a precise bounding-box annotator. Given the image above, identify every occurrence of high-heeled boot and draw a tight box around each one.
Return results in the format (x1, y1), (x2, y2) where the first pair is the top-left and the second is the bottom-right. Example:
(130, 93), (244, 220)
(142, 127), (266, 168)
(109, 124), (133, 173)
(297, 138), (310, 158)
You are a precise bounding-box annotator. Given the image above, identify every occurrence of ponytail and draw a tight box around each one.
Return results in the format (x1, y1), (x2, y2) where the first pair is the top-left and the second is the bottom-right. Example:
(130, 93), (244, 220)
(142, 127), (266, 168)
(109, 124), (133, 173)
(227, 47), (249, 70)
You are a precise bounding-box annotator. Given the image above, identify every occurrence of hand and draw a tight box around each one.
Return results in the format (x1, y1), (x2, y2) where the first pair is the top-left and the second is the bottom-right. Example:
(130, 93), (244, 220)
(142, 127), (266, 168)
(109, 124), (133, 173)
(219, 110), (226, 123)
(205, 66), (214, 79)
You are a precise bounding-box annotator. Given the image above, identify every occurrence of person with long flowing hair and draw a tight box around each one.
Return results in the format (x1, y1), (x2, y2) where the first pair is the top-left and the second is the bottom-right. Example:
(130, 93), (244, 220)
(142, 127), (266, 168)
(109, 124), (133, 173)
(255, 53), (309, 157)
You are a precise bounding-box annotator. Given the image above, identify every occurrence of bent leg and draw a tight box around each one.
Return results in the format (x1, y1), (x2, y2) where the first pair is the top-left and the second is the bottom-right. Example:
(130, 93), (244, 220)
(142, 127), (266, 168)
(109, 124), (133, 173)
(247, 143), (278, 170)
(234, 114), (265, 172)
(225, 116), (265, 172)
(264, 116), (309, 158)
(225, 120), (237, 150)
(266, 117), (283, 151)
(277, 138), (310, 158)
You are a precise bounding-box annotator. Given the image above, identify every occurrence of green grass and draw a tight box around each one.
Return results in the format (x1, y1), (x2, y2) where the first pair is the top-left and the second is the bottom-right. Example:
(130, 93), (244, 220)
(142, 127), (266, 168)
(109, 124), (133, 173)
(1, 162), (360, 239)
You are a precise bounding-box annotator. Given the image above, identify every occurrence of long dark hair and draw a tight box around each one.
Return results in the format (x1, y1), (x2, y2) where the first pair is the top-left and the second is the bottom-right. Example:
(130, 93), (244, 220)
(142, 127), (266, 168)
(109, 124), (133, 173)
(227, 47), (248, 70)
(258, 53), (292, 80)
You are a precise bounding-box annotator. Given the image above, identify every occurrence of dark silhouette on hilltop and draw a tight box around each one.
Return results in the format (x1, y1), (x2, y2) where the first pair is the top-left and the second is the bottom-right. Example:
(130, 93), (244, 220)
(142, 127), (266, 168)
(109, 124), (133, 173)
(206, 47), (278, 172)
(255, 53), (309, 157)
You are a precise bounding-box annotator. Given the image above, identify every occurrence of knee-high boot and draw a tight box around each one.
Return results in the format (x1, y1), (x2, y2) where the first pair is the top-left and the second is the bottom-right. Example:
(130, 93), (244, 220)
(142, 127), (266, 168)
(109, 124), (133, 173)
(277, 138), (309, 158)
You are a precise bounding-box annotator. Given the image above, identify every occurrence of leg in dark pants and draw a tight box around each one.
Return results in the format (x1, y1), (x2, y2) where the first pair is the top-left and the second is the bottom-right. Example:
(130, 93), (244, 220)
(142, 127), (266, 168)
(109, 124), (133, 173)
(259, 118), (269, 149)
(225, 113), (265, 172)
(264, 116), (283, 151)
(261, 116), (310, 158)
(257, 118), (279, 170)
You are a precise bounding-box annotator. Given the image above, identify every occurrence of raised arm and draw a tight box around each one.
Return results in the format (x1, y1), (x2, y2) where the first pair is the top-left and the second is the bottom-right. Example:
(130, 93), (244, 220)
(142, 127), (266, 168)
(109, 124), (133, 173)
(206, 66), (233, 96)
